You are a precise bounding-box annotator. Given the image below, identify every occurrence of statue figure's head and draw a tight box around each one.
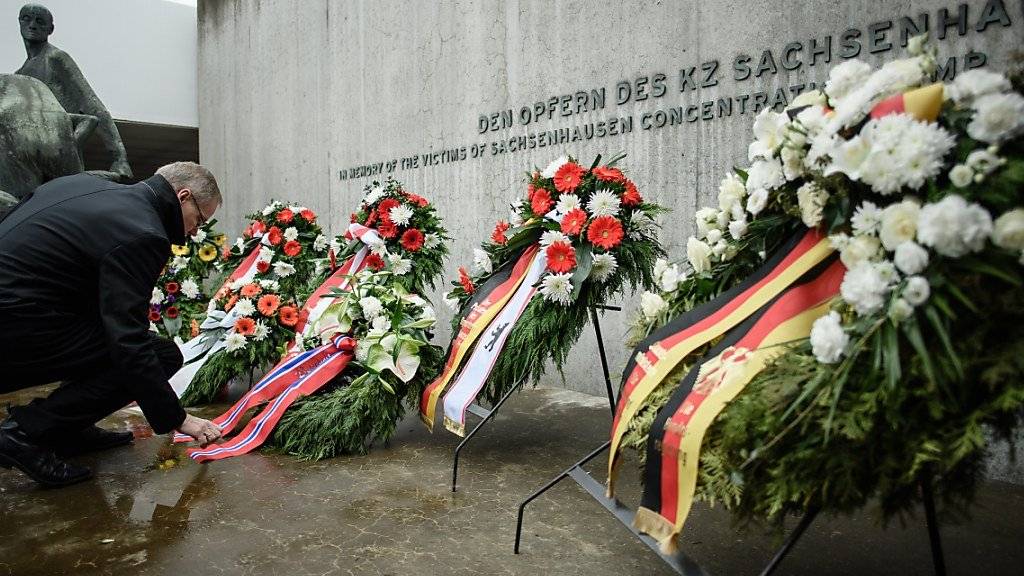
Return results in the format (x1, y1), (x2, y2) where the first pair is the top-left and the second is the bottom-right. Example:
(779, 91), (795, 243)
(18, 4), (53, 44)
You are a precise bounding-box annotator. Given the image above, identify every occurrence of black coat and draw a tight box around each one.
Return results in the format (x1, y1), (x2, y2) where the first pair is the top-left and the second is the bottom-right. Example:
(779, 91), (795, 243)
(0, 173), (187, 433)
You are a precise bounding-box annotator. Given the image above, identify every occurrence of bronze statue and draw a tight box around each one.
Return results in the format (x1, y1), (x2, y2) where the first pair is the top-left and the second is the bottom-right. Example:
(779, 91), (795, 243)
(15, 3), (132, 181)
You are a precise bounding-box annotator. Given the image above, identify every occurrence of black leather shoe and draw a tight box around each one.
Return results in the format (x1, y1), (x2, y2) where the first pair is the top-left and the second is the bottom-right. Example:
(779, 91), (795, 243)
(0, 421), (93, 488)
(52, 426), (134, 457)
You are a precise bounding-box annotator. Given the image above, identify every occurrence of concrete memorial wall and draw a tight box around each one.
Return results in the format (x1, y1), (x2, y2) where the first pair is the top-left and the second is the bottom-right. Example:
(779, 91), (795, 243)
(197, 0), (1023, 400)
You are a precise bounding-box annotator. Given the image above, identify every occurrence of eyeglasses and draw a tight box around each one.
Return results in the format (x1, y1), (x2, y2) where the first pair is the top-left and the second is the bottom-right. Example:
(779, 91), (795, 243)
(188, 193), (210, 226)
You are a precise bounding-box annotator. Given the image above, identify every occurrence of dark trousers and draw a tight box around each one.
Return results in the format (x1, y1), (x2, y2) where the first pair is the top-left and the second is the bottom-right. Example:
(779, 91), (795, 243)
(0, 312), (183, 442)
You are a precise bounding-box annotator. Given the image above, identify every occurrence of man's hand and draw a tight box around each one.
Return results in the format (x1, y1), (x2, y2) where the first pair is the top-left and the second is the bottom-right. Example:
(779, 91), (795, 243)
(177, 414), (222, 446)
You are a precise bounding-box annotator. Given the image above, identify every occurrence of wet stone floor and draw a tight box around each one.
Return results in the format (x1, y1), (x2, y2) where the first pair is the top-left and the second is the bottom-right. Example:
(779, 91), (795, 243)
(1, 385), (1022, 576)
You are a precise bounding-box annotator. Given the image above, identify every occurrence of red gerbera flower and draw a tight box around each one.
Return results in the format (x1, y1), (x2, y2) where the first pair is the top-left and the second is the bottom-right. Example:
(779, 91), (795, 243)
(276, 208), (295, 224)
(491, 220), (511, 245)
(400, 228), (425, 251)
(545, 241), (577, 273)
(554, 162), (586, 193)
(256, 260), (270, 273)
(258, 294), (280, 317)
(148, 309), (161, 322)
(221, 244), (232, 260)
(165, 305), (180, 320)
(164, 281), (179, 294)
(377, 198), (400, 221)
(377, 221), (398, 239)
(593, 166), (625, 183)
(283, 240), (302, 257)
(365, 210), (378, 227)
(587, 216), (625, 250)
(560, 209), (588, 236)
(531, 188), (554, 215)
(300, 209), (317, 222)
(458, 266), (475, 294)
(251, 220), (266, 236)
(621, 179), (642, 206)
(365, 253), (386, 270)
(278, 306), (299, 327)
(224, 295), (239, 312)
(350, 212), (359, 223)
(267, 226), (283, 246)
(405, 192), (429, 207)
(240, 283), (262, 298)
(234, 317), (256, 336)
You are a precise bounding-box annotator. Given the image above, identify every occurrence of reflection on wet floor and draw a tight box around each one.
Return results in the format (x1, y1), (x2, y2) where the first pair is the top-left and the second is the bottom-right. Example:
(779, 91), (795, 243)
(2, 385), (1023, 576)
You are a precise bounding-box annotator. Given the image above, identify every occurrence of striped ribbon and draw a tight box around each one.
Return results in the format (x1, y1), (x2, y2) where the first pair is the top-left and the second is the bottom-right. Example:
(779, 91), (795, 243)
(607, 229), (833, 496)
(634, 257), (844, 553)
(441, 250), (548, 436)
(419, 245), (540, 430)
(187, 335), (355, 462)
(870, 82), (944, 123)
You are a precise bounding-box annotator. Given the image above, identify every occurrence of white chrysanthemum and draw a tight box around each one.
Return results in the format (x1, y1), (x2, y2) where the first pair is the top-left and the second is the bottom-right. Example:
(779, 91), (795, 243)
(539, 272), (573, 305)
(947, 69), (1011, 104)
(389, 205), (414, 226)
(230, 278), (247, 291)
(968, 92), (1024, 144)
(903, 275), (931, 306)
(540, 230), (569, 248)
(150, 288), (164, 305)
(686, 236), (713, 274)
(258, 246), (275, 263)
(746, 188), (769, 216)
(879, 200), (921, 251)
(259, 279), (279, 291)
(850, 201), (882, 237)
(718, 173), (747, 212)
(171, 256), (189, 270)
(371, 316), (392, 333)
(917, 195), (993, 257)
(555, 193), (582, 216)
(359, 296), (384, 319)
(993, 209), (1024, 251)
(234, 298), (255, 317)
(234, 237), (245, 251)
(810, 311), (848, 364)
(805, 131), (840, 169)
(283, 227), (299, 242)
(889, 297), (914, 322)
(390, 256), (412, 276)
(949, 164), (974, 188)
(587, 190), (621, 218)
(629, 212), (658, 240)
(363, 185), (385, 206)
(796, 182), (829, 228)
(252, 321), (269, 342)
(966, 148), (1006, 177)
(745, 158), (785, 194)
(191, 229), (207, 244)
(840, 234), (881, 268)
(748, 108), (789, 161)
(829, 232), (851, 250)
(423, 233), (440, 249)
(840, 261), (894, 316)
(273, 261), (296, 277)
(824, 59), (873, 104)
(180, 278), (200, 300)
(541, 156), (569, 179)
(472, 248), (492, 275)
(728, 218), (748, 240)
(224, 332), (247, 352)
(355, 341), (370, 363)
(894, 241), (929, 275)
(590, 253), (618, 282)
(828, 56), (927, 131)
(313, 234), (328, 252)
(640, 291), (669, 319)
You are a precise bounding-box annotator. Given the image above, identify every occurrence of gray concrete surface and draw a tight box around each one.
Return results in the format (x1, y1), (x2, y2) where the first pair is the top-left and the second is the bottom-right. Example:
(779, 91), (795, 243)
(1, 384), (1022, 575)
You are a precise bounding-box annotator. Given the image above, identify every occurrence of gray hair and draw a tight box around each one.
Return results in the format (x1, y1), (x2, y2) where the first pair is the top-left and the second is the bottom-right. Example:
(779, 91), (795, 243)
(156, 161), (222, 208)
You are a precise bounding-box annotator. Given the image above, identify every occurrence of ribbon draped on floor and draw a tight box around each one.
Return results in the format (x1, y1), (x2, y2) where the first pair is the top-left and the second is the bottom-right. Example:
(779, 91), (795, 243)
(419, 245), (546, 435)
(174, 224), (379, 460)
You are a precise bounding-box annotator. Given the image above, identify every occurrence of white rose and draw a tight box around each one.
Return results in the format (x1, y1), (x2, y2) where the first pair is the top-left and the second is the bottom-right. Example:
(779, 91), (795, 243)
(839, 235), (881, 268)
(993, 209), (1024, 251)
(472, 248), (493, 275)
(893, 241), (929, 275)
(810, 311), (848, 364)
(717, 173), (747, 212)
(711, 240), (728, 257)
(748, 108), (789, 161)
(706, 229), (723, 245)
(686, 237), (713, 274)
(879, 200), (921, 251)
(660, 265), (683, 293)
(796, 182), (829, 228)
(746, 188), (769, 216)
(949, 164), (974, 188)
(728, 218), (748, 240)
(903, 275), (930, 306)
(640, 291), (669, 320)
(653, 258), (670, 279)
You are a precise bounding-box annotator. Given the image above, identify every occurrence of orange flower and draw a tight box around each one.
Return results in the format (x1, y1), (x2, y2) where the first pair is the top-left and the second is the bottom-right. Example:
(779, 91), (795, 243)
(276, 208), (295, 224)
(458, 266), (475, 294)
(593, 166), (625, 183)
(267, 226), (283, 246)
(258, 294), (281, 316)
(545, 241), (576, 273)
(300, 209), (317, 222)
(234, 317), (256, 336)
(553, 162), (586, 193)
(621, 179), (642, 206)
(221, 244), (232, 260)
(560, 209), (587, 236)
(224, 294), (239, 312)
(587, 216), (624, 250)
(283, 240), (302, 257)
(531, 188), (553, 215)
(240, 283), (261, 298)
(190, 319), (200, 338)
(491, 220), (511, 245)
(278, 305), (299, 327)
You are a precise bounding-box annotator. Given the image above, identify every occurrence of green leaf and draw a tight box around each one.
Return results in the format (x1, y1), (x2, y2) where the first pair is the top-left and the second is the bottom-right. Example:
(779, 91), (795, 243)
(569, 245), (594, 301)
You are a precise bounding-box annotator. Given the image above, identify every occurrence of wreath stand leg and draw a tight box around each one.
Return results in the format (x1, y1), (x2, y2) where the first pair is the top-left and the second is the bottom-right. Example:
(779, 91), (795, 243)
(921, 473), (947, 576)
(450, 304), (620, 493)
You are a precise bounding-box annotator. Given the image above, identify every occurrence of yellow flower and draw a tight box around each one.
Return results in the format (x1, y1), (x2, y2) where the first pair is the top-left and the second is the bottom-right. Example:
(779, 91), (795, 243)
(212, 234), (227, 246)
(171, 244), (190, 256)
(198, 244), (218, 262)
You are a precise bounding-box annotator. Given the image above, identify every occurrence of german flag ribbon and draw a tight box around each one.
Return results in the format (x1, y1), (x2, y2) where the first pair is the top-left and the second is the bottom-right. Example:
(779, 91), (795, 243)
(441, 250), (548, 436)
(633, 257), (844, 553)
(419, 245), (540, 430)
(607, 228), (833, 496)
(870, 82), (944, 123)
(186, 335), (355, 462)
